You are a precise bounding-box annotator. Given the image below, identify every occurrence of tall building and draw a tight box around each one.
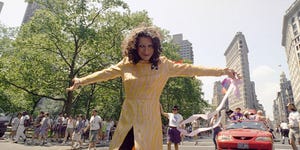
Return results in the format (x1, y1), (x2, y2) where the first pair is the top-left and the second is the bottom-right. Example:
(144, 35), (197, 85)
(211, 81), (225, 108)
(282, 0), (300, 107)
(0, 1), (4, 14)
(273, 95), (280, 126)
(172, 34), (194, 63)
(211, 81), (228, 124)
(22, 2), (40, 24)
(273, 72), (294, 125)
(224, 32), (257, 110)
(250, 81), (264, 111)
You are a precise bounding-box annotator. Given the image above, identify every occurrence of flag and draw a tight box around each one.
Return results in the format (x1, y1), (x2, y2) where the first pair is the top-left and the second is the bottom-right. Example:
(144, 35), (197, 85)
(221, 78), (231, 94)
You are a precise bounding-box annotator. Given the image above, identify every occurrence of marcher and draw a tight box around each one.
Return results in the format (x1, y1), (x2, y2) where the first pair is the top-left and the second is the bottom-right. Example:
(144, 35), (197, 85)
(210, 114), (222, 150)
(287, 103), (300, 150)
(53, 113), (65, 142)
(72, 114), (85, 149)
(161, 105), (183, 150)
(280, 121), (289, 144)
(39, 112), (51, 145)
(85, 109), (102, 150)
(81, 115), (89, 143)
(13, 111), (29, 143)
(106, 119), (114, 142)
(31, 111), (44, 145)
(62, 115), (75, 145)
(191, 119), (200, 145)
(67, 25), (239, 150)
(10, 112), (21, 140)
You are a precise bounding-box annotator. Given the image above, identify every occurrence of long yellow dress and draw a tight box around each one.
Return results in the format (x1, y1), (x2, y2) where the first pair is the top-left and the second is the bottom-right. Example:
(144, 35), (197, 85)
(79, 56), (225, 150)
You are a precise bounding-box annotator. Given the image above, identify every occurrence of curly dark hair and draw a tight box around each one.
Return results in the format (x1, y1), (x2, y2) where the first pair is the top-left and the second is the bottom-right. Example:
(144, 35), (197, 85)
(121, 26), (162, 70)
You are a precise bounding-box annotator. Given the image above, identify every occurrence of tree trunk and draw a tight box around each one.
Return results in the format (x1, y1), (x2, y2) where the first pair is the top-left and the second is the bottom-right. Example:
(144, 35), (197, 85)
(86, 84), (96, 119)
(30, 97), (42, 115)
(65, 91), (73, 115)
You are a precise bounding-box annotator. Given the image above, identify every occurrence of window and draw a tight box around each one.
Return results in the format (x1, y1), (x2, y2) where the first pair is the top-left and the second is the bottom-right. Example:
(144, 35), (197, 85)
(293, 24), (297, 30)
(294, 30), (298, 36)
(292, 17), (295, 23)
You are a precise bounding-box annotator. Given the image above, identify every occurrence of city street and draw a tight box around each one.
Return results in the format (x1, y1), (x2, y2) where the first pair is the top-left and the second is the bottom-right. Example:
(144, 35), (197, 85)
(0, 136), (293, 150)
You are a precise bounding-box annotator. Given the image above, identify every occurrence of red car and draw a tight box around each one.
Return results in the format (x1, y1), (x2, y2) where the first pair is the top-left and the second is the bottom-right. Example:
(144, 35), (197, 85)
(217, 120), (273, 150)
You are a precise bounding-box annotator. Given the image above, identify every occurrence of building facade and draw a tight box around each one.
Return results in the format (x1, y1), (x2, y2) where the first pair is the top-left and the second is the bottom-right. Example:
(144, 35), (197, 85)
(224, 32), (258, 110)
(0, 1), (3, 14)
(22, 2), (40, 24)
(172, 34), (194, 63)
(211, 81), (225, 108)
(282, 0), (300, 107)
(273, 72), (294, 125)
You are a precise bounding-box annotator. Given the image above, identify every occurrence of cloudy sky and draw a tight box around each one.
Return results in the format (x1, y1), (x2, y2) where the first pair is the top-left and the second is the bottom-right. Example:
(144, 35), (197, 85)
(0, 0), (296, 120)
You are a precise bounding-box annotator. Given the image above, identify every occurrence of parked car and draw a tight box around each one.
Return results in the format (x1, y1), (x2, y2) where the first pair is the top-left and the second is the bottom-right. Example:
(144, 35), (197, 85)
(217, 120), (273, 150)
(0, 108), (10, 137)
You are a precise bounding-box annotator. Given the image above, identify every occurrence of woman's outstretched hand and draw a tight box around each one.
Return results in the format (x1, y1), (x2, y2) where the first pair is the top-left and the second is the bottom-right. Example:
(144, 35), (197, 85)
(224, 68), (241, 79)
(66, 77), (81, 91)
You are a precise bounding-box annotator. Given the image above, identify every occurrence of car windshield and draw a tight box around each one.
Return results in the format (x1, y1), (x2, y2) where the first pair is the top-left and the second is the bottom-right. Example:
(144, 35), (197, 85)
(225, 121), (267, 131)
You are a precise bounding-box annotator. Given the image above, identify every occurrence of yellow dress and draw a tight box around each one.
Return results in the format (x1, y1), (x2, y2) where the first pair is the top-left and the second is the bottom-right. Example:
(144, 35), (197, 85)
(79, 56), (224, 150)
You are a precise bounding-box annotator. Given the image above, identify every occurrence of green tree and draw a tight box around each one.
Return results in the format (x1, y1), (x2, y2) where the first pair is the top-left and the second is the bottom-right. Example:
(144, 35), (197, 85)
(2, 0), (152, 115)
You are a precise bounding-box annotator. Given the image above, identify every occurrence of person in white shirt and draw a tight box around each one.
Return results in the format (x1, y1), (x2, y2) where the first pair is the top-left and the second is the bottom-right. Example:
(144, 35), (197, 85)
(14, 111), (29, 143)
(287, 103), (300, 150)
(63, 115), (75, 145)
(10, 112), (22, 140)
(280, 121), (289, 144)
(85, 109), (102, 150)
(161, 105), (183, 150)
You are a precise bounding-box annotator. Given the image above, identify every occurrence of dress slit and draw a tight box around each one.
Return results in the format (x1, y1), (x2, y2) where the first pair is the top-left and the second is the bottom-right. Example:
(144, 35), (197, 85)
(119, 127), (134, 150)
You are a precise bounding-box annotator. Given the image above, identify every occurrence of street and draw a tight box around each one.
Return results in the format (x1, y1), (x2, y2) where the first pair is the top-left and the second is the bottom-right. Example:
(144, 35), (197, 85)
(0, 136), (294, 150)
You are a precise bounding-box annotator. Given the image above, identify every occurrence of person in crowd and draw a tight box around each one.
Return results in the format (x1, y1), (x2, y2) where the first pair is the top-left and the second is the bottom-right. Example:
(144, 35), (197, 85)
(53, 113), (65, 143)
(229, 107), (243, 120)
(98, 119), (106, 143)
(62, 113), (68, 141)
(39, 112), (51, 145)
(287, 103), (300, 150)
(255, 110), (266, 122)
(81, 115), (89, 143)
(243, 111), (256, 120)
(10, 112), (21, 140)
(210, 114), (222, 150)
(280, 120), (289, 144)
(191, 119), (200, 145)
(106, 119), (114, 143)
(67, 25), (239, 149)
(72, 114), (85, 149)
(161, 105), (183, 150)
(31, 111), (44, 145)
(62, 115), (75, 145)
(13, 111), (29, 143)
(85, 109), (102, 150)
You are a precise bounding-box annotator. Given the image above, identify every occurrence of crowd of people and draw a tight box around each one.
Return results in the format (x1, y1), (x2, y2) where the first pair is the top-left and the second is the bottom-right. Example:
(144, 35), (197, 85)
(9, 109), (116, 150)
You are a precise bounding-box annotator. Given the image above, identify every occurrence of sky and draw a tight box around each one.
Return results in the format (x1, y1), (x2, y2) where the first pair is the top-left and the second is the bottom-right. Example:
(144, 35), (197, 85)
(0, 0), (296, 120)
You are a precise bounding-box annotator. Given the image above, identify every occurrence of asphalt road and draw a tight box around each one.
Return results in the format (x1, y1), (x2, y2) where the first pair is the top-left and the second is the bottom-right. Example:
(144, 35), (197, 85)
(0, 136), (295, 150)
